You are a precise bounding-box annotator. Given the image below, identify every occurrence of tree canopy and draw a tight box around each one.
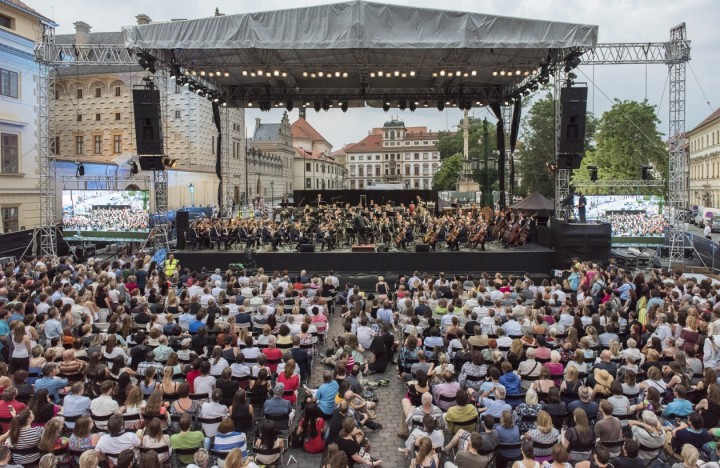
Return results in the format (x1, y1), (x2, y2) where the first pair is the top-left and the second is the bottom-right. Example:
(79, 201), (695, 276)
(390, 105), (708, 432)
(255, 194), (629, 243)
(432, 153), (463, 190)
(516, 92), (597, 198)
(572, 99), (667, 195)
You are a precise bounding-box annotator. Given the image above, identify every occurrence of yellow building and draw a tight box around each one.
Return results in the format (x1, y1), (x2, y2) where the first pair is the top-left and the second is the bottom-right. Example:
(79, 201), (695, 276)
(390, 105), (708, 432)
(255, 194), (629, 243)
(689, 109), (720, 210)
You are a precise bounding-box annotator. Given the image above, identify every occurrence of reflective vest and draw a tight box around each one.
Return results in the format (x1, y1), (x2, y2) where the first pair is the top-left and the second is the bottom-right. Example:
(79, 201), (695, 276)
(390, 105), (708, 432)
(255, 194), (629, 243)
(164, 258), (179, 276)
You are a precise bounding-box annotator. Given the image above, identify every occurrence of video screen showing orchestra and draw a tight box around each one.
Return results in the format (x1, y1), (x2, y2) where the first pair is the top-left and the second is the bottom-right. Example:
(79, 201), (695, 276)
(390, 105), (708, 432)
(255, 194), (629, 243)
(586, 195), (668, 237)
(62, 190), (150, 240)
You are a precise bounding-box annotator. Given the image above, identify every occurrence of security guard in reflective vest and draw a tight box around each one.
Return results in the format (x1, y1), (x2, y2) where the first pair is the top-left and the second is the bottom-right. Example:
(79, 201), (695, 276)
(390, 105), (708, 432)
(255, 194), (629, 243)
(163, 253), (180, 277)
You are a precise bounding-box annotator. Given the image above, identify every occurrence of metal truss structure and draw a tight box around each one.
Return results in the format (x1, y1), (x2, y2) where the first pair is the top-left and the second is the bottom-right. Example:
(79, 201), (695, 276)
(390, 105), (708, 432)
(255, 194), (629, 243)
(572, 179), (666, 189)
(38, 60), (57, 259)
(559, 23), (691, 268)
(60, 175), (151, 189)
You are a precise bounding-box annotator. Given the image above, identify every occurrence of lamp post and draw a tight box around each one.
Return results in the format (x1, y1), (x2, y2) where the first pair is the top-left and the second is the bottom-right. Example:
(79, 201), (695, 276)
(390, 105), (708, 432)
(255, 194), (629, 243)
(270, 181), (274, 209)
(188, 182), (195, 207)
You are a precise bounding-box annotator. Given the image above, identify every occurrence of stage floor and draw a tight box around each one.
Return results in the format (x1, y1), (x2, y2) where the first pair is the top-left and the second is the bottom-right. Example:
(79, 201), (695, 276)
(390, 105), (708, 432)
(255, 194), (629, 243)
(175, 242), (557, 275)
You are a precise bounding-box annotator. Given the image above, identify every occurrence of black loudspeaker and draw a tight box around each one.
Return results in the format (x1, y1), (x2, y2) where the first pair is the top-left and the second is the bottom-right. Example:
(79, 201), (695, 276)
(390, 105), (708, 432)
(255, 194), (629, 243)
(376, 245), (389, 253)
(415, 244), (430, 252)
(557, 154), (582, 170)
(176, 211), (189, 250)
(559, 86), (588, 157)
(299, 244), (315, 253)
(138, 156), (164, 171)
(132, 89), (164, 155)
(551, 220), (611, 268)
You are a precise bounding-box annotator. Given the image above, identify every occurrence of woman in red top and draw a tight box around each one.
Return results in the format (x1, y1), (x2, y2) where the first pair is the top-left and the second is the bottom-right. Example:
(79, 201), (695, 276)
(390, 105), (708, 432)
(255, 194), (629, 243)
(296, 401), (326, 454)
(261, 337), (283, 373)
(277, 359), (299, 405)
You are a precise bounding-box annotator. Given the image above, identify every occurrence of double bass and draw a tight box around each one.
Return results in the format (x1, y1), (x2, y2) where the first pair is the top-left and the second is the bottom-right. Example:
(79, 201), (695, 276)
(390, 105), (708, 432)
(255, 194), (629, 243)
(446, 225), (460, 246)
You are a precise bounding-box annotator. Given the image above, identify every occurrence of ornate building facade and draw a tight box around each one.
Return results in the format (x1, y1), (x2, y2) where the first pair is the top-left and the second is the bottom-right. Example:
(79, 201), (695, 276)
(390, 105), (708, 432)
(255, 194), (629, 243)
(248, 113), (295, 203)
(344, 118), (440, 189)
(689, 109), (720, 210)
(291, 112), (344, 191)
(52, 18), (245, 213)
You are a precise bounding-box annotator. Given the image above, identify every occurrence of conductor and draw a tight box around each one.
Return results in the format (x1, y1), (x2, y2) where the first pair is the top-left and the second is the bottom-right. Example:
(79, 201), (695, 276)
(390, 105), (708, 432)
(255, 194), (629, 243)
(353, 212), (368, 244)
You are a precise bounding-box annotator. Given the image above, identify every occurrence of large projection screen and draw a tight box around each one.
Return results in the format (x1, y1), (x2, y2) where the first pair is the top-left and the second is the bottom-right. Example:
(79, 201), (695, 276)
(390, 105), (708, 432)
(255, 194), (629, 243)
(62, 190), (150, 242)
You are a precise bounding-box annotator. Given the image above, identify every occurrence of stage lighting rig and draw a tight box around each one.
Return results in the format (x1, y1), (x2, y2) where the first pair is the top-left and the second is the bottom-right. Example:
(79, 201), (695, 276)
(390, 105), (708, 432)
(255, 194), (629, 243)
(340, 101), (348, 112)
(313, 100), (322, 112)
(75, 161), (85, 177)
(398, 99), (407, 111)
(409, 101), (417, 112)
(129, 160), (139, 175)
(587, 165), (598, 182)
(321, 99), (331, 111)
(285, 101), (294, 112)
(437, 101), (445, 111)
(382, 102), (390, 112)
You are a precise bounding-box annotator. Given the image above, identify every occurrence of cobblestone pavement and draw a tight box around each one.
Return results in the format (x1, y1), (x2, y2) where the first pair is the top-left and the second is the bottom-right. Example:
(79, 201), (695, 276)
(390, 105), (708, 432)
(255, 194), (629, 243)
(285, 307), (409, 467)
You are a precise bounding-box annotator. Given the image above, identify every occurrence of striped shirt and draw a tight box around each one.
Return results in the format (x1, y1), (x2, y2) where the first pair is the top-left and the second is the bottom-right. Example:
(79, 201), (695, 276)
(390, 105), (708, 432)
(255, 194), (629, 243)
(212, 431), (247, 459)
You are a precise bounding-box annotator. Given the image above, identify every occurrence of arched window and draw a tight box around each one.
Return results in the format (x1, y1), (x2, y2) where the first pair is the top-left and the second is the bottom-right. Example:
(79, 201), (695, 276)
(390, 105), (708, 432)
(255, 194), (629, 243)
(390, 130), (395, 140)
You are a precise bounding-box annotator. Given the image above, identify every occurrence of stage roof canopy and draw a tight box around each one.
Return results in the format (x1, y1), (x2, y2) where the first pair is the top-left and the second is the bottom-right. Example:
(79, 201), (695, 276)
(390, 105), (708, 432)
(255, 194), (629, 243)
(122, 1), (598, 108)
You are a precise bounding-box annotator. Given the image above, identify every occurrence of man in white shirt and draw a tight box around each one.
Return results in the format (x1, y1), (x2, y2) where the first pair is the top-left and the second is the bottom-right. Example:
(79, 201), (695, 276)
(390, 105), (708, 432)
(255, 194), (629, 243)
(96, 414), (140, 465)
(501, 315), (522, 337)
(200, 389), (229, 436)
(187, 282), (203, 298)
(200, 288), (214, 308)
(211, 280), (224, 299)
(90, 381), (120, 431)
(356, 317), (375, 350)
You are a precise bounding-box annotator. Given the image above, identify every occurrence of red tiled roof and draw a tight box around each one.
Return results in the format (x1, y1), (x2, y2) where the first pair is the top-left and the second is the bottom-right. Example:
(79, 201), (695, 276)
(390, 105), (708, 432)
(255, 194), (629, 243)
(294, 147), (338, 162)
(344, 134), (383, 153)
(690, 108), (720, 134)
(291, 119), (329, 145)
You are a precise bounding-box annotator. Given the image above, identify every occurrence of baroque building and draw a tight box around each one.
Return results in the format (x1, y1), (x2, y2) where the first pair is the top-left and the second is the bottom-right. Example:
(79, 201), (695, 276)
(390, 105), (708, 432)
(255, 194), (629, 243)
(344, 118), (440, 189)
(291, 111), (345, 191)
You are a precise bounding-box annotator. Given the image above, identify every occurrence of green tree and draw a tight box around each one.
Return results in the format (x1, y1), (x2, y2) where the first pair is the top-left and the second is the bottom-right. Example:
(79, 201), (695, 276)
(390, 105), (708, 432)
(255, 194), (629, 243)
(572, 99), (667, 195)
(516, 92), (597, 198)
(432, 153), (463, 190)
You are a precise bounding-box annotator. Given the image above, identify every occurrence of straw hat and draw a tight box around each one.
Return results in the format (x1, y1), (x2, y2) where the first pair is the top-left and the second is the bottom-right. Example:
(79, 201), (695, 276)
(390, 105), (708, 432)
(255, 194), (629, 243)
(594, 368), (614, 388)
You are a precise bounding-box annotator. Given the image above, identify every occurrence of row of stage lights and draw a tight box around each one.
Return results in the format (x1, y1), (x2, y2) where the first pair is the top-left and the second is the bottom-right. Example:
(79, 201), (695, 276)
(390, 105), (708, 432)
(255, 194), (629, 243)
(170, 66), (228, 107)
(250, 98), (490, 113)
(184, 68), (539, 80)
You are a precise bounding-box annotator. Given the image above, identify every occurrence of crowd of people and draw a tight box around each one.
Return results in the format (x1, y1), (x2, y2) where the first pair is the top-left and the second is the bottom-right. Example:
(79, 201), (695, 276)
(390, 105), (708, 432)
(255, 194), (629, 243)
(1, 249), (720, 467)
(63, 207), (149, 232)
(600, 213), (669, 237)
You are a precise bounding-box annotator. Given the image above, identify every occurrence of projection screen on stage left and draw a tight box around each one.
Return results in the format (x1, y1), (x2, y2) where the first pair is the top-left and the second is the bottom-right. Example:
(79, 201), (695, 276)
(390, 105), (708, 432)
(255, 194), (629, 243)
(61, 189), (150, 242)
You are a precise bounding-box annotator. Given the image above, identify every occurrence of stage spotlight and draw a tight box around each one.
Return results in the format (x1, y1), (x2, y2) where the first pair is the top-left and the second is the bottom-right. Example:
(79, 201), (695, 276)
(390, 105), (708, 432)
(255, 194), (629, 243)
(163, 158), (178, 168)
(522, 89), (531, 96)
(75, 162), (85, 177)
(321, 99), (331, 111)
(285, 101), (294, 111)
(398, 99), (407, 111)
(409, 101), (417, 112)
(641, 164), (652, 180)
(409, 71), (416, 77)
(492, 71), (498, 76)
(437, 101), (445, 111)
(314, 100), (322, 112)
(423, 101), (428, 107)
(138, 57), (149, 70)
(382, 102), (390, 112)
(130, 160), (139, 175)
(340, 101), (348, 112)
(530, 83), (539, 91)
(587, 165), (598, 182)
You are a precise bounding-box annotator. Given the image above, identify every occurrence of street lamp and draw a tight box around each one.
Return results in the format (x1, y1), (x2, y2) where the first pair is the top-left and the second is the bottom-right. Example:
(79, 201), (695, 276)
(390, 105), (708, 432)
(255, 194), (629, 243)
(188, 182), (195, 207)
(270, 181), (274, 209)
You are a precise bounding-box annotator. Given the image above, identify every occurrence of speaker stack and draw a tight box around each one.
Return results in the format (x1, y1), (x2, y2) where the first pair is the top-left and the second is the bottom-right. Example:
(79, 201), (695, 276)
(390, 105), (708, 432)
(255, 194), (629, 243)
(557, 86), (588, 170)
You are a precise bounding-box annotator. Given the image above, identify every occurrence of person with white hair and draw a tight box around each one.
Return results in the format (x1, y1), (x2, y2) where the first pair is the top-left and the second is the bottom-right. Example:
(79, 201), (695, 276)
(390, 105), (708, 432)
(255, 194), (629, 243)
(704, 322), (720, 370)
(627, 411), (665, 461)
(620, 338), (644, 364)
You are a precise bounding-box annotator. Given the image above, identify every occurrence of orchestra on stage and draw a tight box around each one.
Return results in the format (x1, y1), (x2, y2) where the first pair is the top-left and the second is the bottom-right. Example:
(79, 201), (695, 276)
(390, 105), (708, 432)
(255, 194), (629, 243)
(182, 197), (537, 252)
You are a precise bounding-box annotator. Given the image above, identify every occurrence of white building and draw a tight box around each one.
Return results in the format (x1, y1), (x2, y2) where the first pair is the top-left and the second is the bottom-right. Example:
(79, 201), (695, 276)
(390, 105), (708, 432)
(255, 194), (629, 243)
(249, 112), (295, 203)
(53, 17), (245, 214)
(291, 112), (344, 191)
(344, 118), (440, 189)
(689, 108), (720, 210)
(0, 0), (56, 232)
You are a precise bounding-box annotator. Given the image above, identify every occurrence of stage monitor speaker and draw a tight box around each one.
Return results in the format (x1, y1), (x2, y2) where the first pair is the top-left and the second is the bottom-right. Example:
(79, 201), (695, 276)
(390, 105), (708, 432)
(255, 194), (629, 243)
(415, 244), (430, 252)
(557, 154), (582, 170)
(132, 89), (164, 155)
(299, 244), (315, 253)
(176, 211), (189, 249)
(559, 86), (588, 157)
(138, 156), (164, 171)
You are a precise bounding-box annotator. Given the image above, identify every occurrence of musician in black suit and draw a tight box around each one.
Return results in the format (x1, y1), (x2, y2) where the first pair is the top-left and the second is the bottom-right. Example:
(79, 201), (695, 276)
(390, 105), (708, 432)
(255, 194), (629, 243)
(399, 222), (414, 250)
(185, 223), (200, 250)
(353, 212), (368, 244)
(261, 224), (280, 251)
(240, 225), (257, 248)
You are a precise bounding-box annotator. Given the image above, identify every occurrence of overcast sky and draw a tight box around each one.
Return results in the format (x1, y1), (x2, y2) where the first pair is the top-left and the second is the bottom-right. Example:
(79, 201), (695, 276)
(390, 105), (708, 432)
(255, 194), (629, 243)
(34, 0), (719, 150)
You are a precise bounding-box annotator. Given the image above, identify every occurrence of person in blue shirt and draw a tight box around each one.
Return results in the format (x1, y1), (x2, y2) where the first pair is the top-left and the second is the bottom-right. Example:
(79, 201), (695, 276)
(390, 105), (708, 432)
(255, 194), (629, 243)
(0, 310), (10, 355)
(499, 361), (522, 395)
(663, 385), (694, 418)
(188, 310), (207, 333)
(34, 363), (69, 403)
(376, 302), (394, 326)
(312, 370), (339, 418)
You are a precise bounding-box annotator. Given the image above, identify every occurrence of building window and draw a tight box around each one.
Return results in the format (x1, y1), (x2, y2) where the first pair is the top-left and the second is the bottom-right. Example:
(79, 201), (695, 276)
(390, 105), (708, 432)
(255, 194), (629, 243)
(95, 88), (101, 98)
(350, 156), (355, 161)
(113, 135), (121, 154)
(175, 110), (181, 119)
(1, 207), (18, 232)
(359, 166), (364, 176)
(305, 162), (311, 172)
(305, 178), (311, 189)
(0, 133), (19, 173)
(76, 88), (83, 99)
(0, 13), (14, 30)
(115, 113), (121, 121)
(414, 166), (420, 176)
(175, 84), (181, 94)
(93, 135), (102, 154)
(114, 86), (121, 97)
(95, 113), (100, 121)
(76, 114), (82, 122)
(405, 166), (410, 176)
(75, 136), (84, 155)
(54, 90), (59, 100)
(0, 68), (18, 98)
(50, 136), (60, 156)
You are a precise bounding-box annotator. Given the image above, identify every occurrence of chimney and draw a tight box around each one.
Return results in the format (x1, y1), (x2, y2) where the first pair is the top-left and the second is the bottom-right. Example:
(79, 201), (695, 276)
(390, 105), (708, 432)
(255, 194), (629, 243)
(299, 108), (306, 120)
(73, 21), (91, 46)
(135, 14), (152, 25)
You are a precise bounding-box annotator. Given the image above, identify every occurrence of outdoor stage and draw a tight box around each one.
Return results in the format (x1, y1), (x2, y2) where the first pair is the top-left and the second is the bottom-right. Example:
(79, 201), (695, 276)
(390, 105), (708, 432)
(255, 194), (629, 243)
(175, 243), (557, 275)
